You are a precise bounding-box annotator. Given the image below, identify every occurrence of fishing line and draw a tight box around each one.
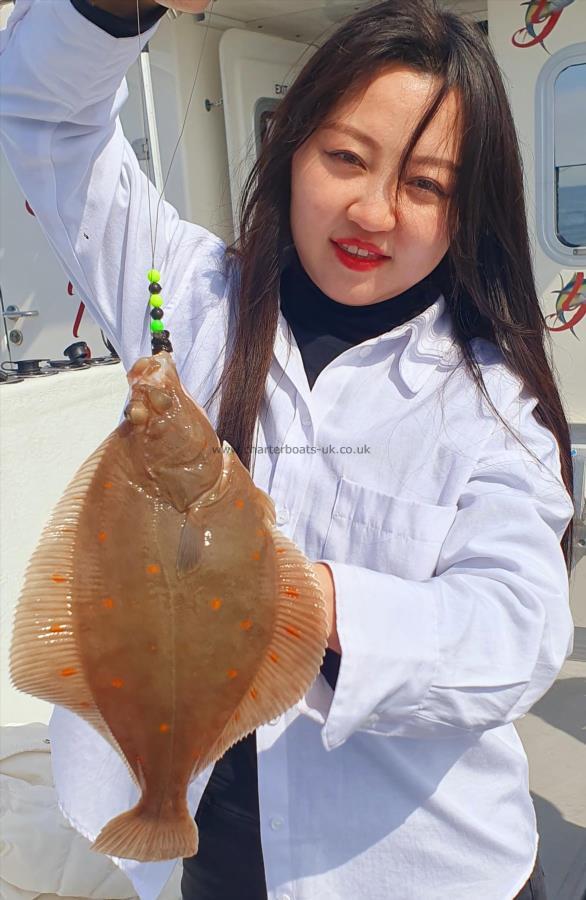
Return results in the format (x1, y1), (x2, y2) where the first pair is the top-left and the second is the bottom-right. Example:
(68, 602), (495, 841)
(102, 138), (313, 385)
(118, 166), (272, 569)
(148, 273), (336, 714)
(135, 0), (215, 355)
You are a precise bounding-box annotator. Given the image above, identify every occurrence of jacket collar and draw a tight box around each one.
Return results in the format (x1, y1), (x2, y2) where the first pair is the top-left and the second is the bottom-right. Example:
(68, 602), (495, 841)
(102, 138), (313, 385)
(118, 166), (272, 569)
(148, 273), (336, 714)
(275, 292), (460, 396)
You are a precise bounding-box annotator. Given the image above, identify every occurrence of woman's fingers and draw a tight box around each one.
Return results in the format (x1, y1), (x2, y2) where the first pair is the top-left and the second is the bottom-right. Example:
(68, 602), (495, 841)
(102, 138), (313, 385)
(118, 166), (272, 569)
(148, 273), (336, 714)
(155, 0), (214, 12)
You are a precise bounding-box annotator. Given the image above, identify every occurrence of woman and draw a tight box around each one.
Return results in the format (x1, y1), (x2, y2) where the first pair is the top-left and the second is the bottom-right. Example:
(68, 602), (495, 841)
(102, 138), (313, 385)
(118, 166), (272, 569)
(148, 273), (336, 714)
(0, 0), (574, 897)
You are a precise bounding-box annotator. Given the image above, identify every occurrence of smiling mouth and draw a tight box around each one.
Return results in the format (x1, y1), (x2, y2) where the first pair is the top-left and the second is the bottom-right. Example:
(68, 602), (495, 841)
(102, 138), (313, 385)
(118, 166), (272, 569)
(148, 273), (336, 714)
(333, 239), (390, 259)
(331, 241), (391, 268)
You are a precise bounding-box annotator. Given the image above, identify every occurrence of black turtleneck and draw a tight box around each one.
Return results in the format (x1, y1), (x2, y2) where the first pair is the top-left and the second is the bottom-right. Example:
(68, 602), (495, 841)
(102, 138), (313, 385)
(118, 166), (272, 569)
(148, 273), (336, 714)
(280, 249), (441, 390)
(183, 253), (444, 900)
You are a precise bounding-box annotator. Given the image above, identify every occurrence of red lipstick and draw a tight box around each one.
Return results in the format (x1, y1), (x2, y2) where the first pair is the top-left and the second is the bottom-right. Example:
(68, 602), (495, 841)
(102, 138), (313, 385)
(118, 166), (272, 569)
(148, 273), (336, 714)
(331, 239), (390, 271)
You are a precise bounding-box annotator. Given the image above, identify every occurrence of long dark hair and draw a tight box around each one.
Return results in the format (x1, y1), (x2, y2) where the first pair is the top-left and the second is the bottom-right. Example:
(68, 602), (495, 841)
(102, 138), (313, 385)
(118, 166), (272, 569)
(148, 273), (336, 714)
(207, 0), (574, 569)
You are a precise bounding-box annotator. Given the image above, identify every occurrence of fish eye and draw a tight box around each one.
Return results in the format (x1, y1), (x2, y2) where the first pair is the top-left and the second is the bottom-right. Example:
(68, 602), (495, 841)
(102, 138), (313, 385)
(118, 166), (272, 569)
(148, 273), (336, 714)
(148, 388), (173, 413)
(124, 400), (149, 426)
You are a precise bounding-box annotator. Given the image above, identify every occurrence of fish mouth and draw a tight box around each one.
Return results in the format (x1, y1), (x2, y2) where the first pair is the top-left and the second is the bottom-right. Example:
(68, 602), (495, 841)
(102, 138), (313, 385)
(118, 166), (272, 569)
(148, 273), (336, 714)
(128, 353), (173, 389)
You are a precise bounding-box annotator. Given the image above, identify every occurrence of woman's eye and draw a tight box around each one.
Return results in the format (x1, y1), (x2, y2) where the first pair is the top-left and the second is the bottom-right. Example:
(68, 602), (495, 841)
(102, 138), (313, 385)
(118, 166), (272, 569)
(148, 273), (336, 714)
(411, 178), (444, 196)
(327, 150), (362, 167)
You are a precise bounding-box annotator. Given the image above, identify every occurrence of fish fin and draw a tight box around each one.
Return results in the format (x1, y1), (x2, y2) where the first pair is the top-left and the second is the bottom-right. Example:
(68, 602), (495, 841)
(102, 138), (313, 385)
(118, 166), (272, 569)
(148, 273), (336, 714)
(176, 511), (204, 578)
(194, 528), (328, 775)
(91, 802), (198, 862)
(9, 432), (139, 789)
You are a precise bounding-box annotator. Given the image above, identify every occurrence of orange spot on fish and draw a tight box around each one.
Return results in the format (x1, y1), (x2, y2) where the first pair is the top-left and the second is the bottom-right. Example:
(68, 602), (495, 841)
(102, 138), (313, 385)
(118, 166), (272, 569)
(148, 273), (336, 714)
(102, 597), (114, 609)
(159, 723), (171, 734)
(79, 701), (91, 709)
(51, 574), (67, 583)
(234, 710), (241, 721)
(103, 481), (113, 489)
(256, 528), (266, 537)
(284, 587), (299, 599)
(60, 667), (77, 677)
(250, 688), (258, 700)
(240, 619), (253, 631)
(234, 498), (245, 509)
(149, 643), (158, 652)
(49, 623), (63, 633)
(146, 564), (161, 575)
(210, 597), (223, 611)
(98, 531), (107, 543)
(285, 625), (301, 639)
(227, 669), (238, 679)
(269, 652), (279, 664)
(276, 548), (286, 554)
(111, 678), (124, 689)
(250, 550), (261, 561)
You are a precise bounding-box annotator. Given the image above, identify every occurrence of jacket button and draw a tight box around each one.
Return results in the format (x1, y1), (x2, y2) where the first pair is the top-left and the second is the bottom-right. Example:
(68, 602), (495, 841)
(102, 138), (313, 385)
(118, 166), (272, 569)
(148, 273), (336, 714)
(270, 816), (284, 830)
(276, 507), (289, 525)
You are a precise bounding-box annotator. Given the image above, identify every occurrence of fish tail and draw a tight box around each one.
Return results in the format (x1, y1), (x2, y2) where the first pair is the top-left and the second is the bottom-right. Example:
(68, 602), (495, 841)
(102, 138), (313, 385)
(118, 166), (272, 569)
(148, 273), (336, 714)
(91, 803), (198, 862)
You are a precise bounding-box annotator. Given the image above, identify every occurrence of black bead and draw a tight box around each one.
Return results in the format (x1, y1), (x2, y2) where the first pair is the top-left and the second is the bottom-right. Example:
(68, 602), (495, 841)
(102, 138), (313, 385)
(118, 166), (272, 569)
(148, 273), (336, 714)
(150, 307), (164, 320)
(148, 282), (162, 294)
(152, 337), (173, 354)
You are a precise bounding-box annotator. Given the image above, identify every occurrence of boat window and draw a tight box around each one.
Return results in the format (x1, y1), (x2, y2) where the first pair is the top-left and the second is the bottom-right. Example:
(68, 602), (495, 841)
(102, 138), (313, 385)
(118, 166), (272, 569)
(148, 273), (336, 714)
(554, 63), (586, 249)
(536, 43), (586, 266)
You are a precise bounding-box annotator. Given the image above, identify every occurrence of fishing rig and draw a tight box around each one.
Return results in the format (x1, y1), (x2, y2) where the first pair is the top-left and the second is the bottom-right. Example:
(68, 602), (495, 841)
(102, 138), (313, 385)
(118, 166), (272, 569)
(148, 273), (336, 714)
(136, 0), (215, 357)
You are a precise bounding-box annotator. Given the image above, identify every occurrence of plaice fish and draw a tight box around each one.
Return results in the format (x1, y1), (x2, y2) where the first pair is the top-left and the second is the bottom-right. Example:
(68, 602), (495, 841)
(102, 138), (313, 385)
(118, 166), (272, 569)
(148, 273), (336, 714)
(10, 351), (328, 862)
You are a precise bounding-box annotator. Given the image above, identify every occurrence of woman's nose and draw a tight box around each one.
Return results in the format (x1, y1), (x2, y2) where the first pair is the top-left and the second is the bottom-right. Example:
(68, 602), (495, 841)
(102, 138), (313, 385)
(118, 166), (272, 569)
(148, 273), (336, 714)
(347, 190), (397, 233)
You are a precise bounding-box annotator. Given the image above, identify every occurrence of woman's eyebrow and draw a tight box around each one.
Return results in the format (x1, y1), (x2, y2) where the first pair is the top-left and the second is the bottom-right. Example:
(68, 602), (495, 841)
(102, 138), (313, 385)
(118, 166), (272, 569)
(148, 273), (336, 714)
(323, 124), (459, 172)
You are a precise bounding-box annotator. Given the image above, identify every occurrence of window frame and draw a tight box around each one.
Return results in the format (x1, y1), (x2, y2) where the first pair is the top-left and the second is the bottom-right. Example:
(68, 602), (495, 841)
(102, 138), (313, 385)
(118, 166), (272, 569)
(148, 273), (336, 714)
(535, 41), (586, 266)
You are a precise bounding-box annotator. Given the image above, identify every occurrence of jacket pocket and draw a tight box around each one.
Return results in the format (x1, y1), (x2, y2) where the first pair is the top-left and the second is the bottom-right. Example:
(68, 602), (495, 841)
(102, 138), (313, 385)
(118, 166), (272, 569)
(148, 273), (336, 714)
(321, 476), (458, 580)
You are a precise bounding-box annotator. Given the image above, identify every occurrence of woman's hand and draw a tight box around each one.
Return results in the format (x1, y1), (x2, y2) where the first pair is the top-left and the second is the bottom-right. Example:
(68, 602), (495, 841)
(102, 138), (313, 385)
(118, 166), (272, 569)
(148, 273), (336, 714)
(155, 0), (214, 11)
(91, 0), (213, 18)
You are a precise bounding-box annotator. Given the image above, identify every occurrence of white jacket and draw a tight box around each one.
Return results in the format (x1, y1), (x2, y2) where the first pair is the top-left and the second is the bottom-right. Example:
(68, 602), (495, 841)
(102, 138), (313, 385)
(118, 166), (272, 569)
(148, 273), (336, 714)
(0, 2), (575, 899)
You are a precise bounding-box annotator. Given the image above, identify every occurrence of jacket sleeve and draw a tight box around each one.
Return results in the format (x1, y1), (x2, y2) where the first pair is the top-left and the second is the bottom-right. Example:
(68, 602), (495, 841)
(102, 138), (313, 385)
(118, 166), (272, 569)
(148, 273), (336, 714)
(0, 0), (223, 369)
(302, 388), (575, 750)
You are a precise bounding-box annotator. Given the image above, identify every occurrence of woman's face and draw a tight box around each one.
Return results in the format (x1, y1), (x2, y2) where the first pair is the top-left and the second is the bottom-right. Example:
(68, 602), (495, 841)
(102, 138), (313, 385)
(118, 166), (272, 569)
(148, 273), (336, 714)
(290, 65), (461, 305)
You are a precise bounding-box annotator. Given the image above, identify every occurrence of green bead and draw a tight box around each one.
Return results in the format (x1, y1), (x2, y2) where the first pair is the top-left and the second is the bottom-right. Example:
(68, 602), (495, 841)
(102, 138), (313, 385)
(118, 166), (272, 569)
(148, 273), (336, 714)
(147, 269), (161, 283)
(149, 295), (163, 308)
(150, 319), (164, 333)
